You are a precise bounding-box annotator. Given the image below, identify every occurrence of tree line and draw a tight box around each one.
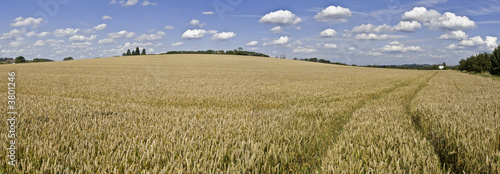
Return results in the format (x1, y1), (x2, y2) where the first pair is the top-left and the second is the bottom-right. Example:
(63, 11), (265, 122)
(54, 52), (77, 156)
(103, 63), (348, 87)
(363, 63), (451, 70)
(293, 57), (349, 66)
(458, 45), (500, 76)
(0, 56), (74, 64)
(123, 47), (146, 56)
(160, 47), (270, 58)
(292, 57), (458, 70)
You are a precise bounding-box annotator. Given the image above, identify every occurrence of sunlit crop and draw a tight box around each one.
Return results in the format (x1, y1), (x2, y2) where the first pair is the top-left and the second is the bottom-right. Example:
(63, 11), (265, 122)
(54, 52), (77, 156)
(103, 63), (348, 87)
(0, 55), (498, 173)
(410, 71), (500, 173)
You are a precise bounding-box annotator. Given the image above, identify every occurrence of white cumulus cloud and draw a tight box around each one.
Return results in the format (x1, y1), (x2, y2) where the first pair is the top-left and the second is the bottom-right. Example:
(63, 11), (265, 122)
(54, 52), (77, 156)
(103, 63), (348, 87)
(0, 29), (24, 39)
(98, 38), (115, 44)
(164, 26), (174, 30)
(392, 21), (422, 32)
(9, 37), (25, 48)
(323, 43), (338, 49)
(355, 33), (389, 40)
(26, 31), (36, 37)
(263, 36), (290, 46)
(181, 29), (207, 39)
(93, 24), (108, 31)
(459, 36), (486, 46)
(203, 11), (214, 15)
(402, 7), (476, 30)
(246, 41), (259, 46)
(54, 28), (80, 37)
(211, 32), (236, 40)
(69, 35), (97, 42)
(171, 42), (183, 46)
(10, 17), (44, 28)
(401, 7), (441, 23)
(142, 0), (157, 6)
(314, 6), (352, 22)
(208, 30), (218, 34)
(428, 12), (476, 30)
(10, 41), (24, 48)
(190, 19), (206, 28)
(458, 36), (498, 50)
(33, 39), (64, 47)
(320, 28), (337, 37)
(26, 31), (51, 38)
(108, 30), (136, 39)
(350, 24), (392, 33)
(379, 41), (422, 52)
(37, 32), (51, 38)
(70, 42), (93, 49)
(293, 46), (316, 53)
(135, 31), (166, 41)
(445, 44), (465, 50)
(120, 0), (138, 6)
(438, 30), (468, 40)
(103, 15), (113, 20)
(259, 10), (302, 25)
(33, 40), (46, 47)
(270, 26), (284, 33)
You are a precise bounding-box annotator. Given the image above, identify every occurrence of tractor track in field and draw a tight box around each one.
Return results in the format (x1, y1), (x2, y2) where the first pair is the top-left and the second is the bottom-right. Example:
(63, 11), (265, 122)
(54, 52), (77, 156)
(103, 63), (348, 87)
(319, 71), (440, 173)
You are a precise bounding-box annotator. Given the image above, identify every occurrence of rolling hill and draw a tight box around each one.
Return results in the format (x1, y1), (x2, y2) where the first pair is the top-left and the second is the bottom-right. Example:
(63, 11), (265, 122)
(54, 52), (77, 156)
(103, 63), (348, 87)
(0, 54), (498, 173)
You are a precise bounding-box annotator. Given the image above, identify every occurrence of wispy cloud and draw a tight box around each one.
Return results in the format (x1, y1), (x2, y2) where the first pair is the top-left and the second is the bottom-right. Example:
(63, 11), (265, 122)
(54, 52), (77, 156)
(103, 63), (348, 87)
(476, 21), (500, 24)
(226, 15), (261, 18)
(464, 0), (500, 16)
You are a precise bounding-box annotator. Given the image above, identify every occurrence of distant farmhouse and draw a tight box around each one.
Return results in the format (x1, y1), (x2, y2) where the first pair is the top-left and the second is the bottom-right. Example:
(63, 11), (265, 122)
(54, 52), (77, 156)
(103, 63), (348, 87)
(0, 58), (14, 64)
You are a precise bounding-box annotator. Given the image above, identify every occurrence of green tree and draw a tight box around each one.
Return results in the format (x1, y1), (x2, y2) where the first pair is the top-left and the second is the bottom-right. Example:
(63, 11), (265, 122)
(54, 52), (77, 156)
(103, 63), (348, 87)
(135, 47), (140, 55)
(490, 45), (500, 76)
(442, 62), (448, 70)
(141, 48), (146, 55)
(63, 57), (74, 61)
(132, 50), (136, 55)
(15, 56), (26, 63)
(126, 49), (131, 56)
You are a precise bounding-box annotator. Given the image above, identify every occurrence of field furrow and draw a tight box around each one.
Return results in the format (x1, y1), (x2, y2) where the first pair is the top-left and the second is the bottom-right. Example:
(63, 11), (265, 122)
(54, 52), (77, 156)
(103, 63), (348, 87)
(2, 55), (497, 173)
(0, 55), (429, 173)
(321, 72), (443, 173)
(410, 71), (500, 173)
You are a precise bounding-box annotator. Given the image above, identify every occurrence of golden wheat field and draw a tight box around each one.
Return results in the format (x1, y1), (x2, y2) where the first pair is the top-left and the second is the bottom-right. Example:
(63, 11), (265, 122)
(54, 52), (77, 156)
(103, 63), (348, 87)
(0, 54), (498, 173)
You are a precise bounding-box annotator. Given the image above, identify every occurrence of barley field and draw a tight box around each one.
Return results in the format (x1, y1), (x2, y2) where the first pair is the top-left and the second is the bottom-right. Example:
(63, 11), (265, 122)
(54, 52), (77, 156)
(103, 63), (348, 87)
(0, 54), (498, 173)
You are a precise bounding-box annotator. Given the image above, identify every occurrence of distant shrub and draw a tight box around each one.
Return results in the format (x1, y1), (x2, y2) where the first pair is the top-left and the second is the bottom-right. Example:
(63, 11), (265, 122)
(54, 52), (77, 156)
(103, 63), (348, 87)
(63, 57), (74, 61)
(15, 56), (26, 63)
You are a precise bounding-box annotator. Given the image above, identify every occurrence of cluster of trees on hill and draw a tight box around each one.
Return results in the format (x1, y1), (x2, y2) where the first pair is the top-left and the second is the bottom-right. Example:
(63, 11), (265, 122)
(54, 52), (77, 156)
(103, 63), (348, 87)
(363, 63), (453, 70)
(293, 57), (349, 66)
(0, 56), (74, 64)
(458, 45), (500, 76)
(32, 58), (55, 62)
(12, 56), (54, 63)
(63, 57), (74, 61)
(292, 57), (456, 70)
(160, 47), (270, 58)
(123, 47), (146, 56)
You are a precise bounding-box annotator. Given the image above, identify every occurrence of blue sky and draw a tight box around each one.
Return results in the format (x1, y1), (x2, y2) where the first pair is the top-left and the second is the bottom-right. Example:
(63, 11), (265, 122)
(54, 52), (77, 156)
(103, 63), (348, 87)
(0, 0), (499, 65)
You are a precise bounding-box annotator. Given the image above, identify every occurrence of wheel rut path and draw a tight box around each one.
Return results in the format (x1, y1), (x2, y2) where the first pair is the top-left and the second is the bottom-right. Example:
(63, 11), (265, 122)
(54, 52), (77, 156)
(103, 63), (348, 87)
(320, 72), (442, 173)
